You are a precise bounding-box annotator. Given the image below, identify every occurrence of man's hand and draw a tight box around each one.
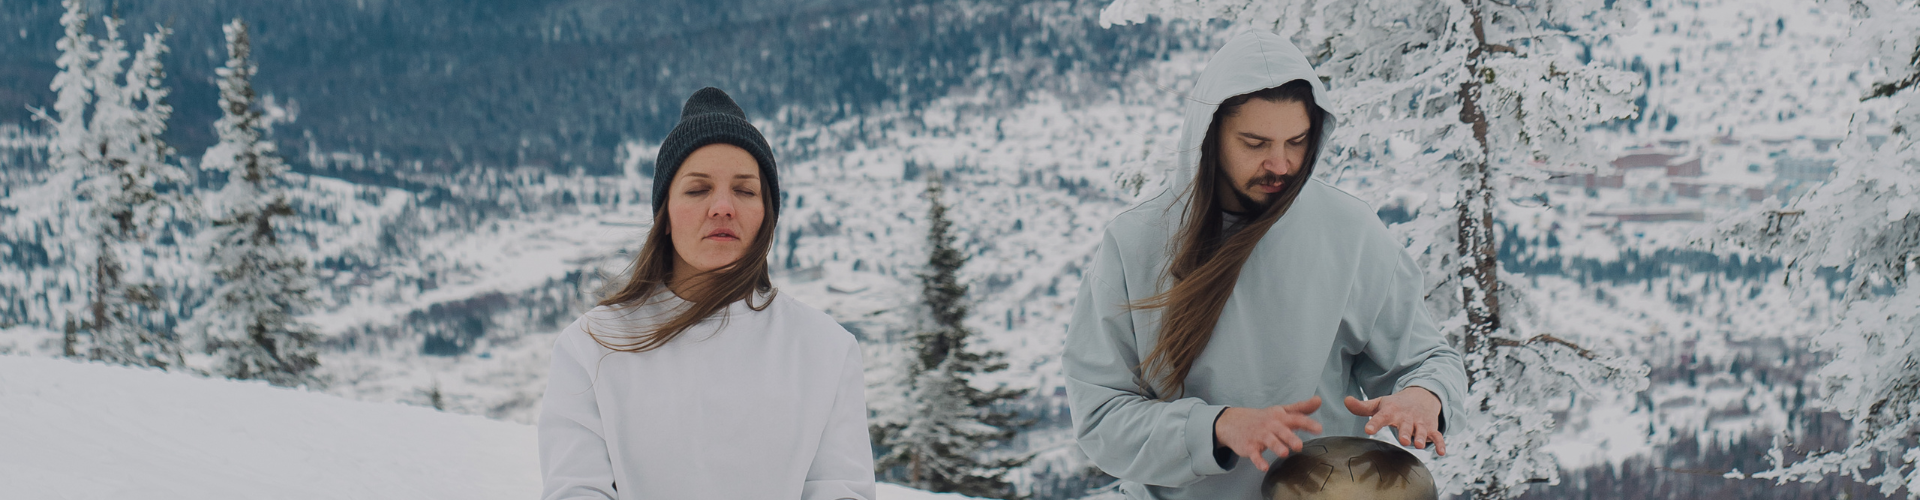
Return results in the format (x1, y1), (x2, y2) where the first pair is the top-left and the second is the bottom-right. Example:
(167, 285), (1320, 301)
(1214, 395), (1324, 472)
(1344, 387), (1446, 455)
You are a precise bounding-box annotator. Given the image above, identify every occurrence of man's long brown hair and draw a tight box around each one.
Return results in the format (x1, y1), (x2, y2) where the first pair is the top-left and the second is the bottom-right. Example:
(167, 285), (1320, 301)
(587, 171), (779, 353)
(1133, 80), (1326, 398)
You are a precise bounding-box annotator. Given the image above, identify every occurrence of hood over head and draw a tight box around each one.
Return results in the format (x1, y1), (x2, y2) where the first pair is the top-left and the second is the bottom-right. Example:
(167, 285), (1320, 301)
(1166, 30), (1339, 198)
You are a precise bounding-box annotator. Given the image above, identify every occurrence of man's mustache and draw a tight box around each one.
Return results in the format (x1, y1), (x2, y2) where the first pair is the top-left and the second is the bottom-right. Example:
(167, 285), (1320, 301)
(1245, 173), (1294, 190)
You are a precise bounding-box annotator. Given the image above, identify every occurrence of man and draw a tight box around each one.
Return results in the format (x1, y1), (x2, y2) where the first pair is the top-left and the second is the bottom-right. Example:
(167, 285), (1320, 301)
(1064, 31), (1468, 500)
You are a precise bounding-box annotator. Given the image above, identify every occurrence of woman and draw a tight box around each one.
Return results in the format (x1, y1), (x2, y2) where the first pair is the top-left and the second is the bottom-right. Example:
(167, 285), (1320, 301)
(539, 87), (876, 500)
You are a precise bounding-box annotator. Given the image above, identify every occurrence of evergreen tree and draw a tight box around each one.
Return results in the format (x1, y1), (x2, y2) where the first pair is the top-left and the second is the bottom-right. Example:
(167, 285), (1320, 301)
(194, 19), (321, 387)
(9, 0), (185, 369)
(1719, 0), (1920, 495)
(5, 0), (100, 353)
(88, 18), (187, 370)
(874, 176), (1030, 499)
(1100, 1), (1651, 498)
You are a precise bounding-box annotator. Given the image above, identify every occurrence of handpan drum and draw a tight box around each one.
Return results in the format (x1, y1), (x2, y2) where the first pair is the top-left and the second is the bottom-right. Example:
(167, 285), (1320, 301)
(1260, 436), (1438, 500)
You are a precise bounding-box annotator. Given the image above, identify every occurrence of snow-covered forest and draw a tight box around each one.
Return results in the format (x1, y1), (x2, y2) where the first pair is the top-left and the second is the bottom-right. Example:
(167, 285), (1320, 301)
(0, 0), (1913, 498)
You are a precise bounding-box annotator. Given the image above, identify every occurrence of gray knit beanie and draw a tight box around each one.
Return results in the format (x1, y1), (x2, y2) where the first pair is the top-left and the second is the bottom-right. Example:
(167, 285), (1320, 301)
(652, 87), (779, 219)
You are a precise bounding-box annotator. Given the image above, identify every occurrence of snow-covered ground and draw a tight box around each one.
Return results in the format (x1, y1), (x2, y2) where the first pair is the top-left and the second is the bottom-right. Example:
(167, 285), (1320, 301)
(0, 354), (540, 499)
(0, 354), (980, 500)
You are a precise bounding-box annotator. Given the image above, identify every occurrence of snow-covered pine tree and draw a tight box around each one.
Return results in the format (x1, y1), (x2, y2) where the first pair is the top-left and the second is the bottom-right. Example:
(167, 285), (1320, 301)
(874, 176), (1030, 499)
(84, 14), (187, 370)
(103, 21), (192, 367)
(194, 19), (320, 387)
(6, 0), (99, 352)
(1100, 1), (1651, 498)
(1713, 0), (1920, 496)
(9, 0), (185, 369)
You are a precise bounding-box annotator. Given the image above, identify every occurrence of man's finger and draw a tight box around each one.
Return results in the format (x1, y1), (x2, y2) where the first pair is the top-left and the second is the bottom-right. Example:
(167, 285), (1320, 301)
(1285, 395), (1323, 415)
(1277, 429), (1305, 453)
(1343, 396), (1378, 417)
(1269, 432), (1295, 459)
(1245, 443), (1272, 472)
(1284, 413), (1323, 435)
(1434, 431), (1448, 456)
(1256, 435), (1284, 465)
(1411, 423), (1428, 450)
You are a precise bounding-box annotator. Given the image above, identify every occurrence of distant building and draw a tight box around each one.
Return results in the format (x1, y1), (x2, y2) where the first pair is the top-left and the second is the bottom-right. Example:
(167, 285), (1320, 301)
(1673, 181), (1704, 198)
(1589, 207), (1706, 222)
(1547, 171), (1626, 190)
(1613, 151), (1679, 169)
(1666, 157), (1702, 177)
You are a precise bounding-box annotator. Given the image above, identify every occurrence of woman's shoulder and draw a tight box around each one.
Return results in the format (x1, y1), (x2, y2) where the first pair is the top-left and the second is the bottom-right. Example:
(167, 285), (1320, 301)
(550, 302), (667, 353)
(762, 293), (856, 345)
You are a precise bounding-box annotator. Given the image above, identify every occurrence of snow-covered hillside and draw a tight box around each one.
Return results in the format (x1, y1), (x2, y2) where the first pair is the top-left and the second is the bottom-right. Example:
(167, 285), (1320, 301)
(0, 354), (987, 500)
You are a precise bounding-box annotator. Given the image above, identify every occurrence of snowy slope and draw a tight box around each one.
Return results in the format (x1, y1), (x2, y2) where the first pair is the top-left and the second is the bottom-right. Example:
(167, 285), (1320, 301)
(0, 354), (982, 500)
(0, 354), (540, 499)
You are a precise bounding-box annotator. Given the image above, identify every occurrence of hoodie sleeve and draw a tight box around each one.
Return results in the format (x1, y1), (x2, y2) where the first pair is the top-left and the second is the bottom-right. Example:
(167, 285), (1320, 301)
(1351, 234), (1468, 434)
(802, 339), (879, 500)
(1066, 231), (1234, 487)
(538, 324), (618, 500)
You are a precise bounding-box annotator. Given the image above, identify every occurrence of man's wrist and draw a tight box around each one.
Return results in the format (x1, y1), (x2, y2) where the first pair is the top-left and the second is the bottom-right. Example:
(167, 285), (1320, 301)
(1210, 407), (1236, 469)
(1404, 385), (1442, 408)
(1212, 406), (1228, 448)
(1405, 385), (1446, 432)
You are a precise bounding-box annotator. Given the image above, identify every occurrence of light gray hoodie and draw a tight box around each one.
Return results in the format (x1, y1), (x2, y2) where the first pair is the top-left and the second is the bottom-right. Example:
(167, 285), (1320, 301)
(1064, 31), (1468, 499)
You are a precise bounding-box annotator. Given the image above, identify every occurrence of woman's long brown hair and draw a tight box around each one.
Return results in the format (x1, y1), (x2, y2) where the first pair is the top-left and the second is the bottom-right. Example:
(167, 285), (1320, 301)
(1133, 80), (1326, 398)
(586, 173), (779, 353)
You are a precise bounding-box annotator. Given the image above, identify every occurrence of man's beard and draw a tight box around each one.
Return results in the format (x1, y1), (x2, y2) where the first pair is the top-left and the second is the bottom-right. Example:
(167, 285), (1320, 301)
(1231, 172), (1294, 215)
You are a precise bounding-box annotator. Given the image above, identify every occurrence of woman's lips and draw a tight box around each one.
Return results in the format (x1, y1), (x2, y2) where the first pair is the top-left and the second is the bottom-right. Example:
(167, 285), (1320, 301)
(705, 228), (739, 241)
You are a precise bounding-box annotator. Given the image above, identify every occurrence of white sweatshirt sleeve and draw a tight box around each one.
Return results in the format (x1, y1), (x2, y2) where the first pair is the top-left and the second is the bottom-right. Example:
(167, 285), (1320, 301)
(538, 327), (618, 500)
(801, 339), (879, 500)
(1064, 232), (1233, 488)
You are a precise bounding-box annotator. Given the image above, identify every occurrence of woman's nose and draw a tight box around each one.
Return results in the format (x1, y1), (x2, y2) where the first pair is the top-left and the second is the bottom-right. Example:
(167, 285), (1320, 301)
(709, 192), (736, 218)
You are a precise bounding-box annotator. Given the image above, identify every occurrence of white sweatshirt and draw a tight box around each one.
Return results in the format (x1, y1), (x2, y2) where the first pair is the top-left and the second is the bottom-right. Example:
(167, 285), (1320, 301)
(538, 292), (877, 500)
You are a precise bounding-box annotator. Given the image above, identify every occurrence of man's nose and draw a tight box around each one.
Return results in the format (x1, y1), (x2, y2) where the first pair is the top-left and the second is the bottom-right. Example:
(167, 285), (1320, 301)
(1263, 152), (1295, 176)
